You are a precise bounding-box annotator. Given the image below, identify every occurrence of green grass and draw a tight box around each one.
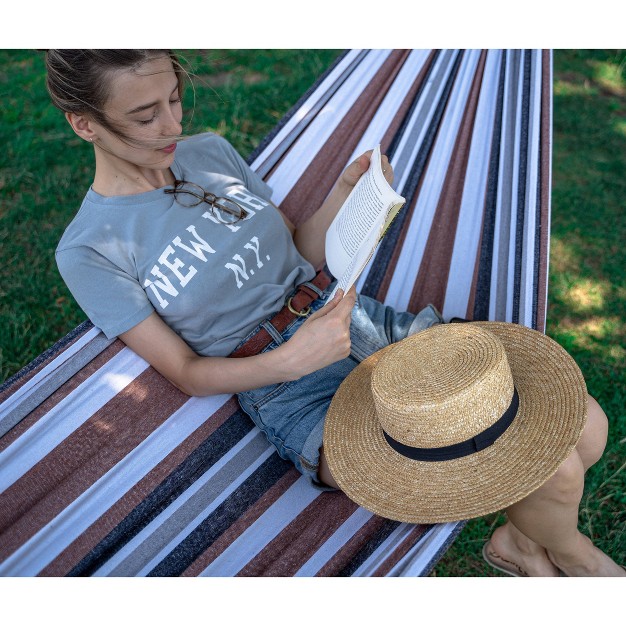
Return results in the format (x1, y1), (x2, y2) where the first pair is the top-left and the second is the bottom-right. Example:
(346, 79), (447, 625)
(0, 49), (624, 576)
(434, 49), (626, 576)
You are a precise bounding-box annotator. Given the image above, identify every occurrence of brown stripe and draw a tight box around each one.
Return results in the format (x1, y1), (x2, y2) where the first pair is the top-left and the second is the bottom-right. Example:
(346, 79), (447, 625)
(314, 514), (388, 576)
(409, 51), (488, 313)
(535, 50), (551, 332)
(279, 50), (411, 226)
(0, 340), (125, 453)
(371, 524), (430, 576)
(180, 467), (301, 577)
(236, 491), (360, 576)
(39, 396), (240, 576)
(0, 366), (189, 563)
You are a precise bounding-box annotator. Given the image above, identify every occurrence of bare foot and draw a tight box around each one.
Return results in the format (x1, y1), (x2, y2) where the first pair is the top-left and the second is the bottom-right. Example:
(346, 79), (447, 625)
(547, 533), (626, 577)
(485, 523), (561, 577)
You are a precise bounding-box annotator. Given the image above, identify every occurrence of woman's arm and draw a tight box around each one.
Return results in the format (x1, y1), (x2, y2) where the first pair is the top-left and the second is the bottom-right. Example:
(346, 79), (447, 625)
(119, 287), (357, 397)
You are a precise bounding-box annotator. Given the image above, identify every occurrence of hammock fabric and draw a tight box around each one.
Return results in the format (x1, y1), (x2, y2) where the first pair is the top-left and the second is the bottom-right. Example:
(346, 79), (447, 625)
(0, 49), (552, 577)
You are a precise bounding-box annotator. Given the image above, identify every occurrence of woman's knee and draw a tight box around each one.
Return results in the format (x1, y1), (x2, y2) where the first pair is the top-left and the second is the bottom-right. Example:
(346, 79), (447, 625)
(541, 451), (585, 506)
(576, 395), (609, 470)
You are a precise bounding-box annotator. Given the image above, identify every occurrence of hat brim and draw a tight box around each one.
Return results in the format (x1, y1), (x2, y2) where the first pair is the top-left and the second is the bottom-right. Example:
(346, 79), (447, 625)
(323, 322), (588, 523)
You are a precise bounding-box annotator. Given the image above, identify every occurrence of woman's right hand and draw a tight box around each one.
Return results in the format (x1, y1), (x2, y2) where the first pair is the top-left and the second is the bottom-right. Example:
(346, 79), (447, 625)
(278, 286), (357, 379)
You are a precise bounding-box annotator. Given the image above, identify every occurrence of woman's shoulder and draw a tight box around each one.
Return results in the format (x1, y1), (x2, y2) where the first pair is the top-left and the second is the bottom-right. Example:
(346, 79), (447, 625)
(175, 132), (254, 183)
(56, 187), (161, 255)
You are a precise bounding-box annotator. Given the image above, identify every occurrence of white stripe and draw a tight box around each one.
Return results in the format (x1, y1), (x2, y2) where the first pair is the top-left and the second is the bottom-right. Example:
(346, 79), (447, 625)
(387, 521), (461, 577)
(0, 394), (231, 576)
(249, 50), (363, 172)
(199, 476), (319, 576)
(386, 50), (482, 312)
(519, 51), (543, 329)
(0, 326), (101, 419)
(443, 50), (503, 320)
(266, 50), (392, 205)
(293, 507), (374, 576)
(0, 347), (149, 493)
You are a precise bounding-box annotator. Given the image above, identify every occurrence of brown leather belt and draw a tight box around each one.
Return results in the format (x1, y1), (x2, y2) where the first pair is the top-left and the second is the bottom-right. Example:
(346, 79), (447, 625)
(229, 270), (332, 358)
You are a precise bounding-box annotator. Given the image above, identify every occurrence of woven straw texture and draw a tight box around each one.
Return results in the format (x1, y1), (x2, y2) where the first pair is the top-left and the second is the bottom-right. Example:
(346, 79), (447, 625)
(324, 322), (588, 523)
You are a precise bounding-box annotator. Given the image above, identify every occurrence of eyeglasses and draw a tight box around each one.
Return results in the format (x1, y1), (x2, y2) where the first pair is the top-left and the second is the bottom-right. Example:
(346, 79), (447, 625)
(164, 180), (249, 224)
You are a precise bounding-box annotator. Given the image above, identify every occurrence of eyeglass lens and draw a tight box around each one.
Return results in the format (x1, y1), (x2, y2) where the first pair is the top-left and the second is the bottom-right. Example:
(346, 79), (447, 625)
(169, 181), (247, 223)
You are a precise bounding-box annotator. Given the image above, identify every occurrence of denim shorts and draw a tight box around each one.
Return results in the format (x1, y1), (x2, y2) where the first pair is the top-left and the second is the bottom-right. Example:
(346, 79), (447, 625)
(236, 282), (443, 489)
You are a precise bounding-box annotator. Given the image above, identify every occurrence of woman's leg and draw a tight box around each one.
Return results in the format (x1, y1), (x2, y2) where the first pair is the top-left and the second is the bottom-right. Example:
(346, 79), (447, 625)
(487, 395), (625, 576)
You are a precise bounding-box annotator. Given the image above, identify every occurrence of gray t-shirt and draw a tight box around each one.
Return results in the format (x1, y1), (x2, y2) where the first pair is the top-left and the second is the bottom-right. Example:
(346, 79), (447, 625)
(56, 133), (316, 356)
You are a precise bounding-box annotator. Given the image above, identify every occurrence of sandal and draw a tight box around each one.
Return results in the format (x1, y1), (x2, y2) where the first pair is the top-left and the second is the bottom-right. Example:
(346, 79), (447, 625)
(482, 541), (529, 577)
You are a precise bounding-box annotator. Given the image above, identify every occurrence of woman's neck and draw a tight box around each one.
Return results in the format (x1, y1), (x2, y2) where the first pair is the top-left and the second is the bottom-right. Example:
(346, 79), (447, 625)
(91, 150), (176, 197)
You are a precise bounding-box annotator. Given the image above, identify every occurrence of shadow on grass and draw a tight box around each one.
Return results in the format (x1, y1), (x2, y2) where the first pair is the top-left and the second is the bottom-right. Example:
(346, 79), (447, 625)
(434, 49), (626, 577)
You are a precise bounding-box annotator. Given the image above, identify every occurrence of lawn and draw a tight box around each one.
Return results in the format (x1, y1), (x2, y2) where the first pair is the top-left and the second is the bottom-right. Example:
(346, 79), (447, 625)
(0, 49), (623, 576)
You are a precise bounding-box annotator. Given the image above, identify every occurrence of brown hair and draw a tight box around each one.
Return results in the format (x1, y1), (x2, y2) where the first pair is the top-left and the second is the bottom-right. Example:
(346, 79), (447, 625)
(45, 49), (187, 144)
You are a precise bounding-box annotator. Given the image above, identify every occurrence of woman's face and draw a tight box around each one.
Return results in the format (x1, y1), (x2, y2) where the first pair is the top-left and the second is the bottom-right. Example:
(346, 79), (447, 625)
(93, 55), (184, 170)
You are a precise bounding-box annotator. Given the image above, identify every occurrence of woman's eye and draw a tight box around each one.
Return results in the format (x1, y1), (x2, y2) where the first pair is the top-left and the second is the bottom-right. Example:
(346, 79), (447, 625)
(138, 117), (156, 125)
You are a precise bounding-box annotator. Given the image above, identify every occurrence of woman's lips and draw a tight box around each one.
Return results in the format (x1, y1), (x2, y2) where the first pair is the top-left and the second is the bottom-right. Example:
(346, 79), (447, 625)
(161, 143), (177, 154)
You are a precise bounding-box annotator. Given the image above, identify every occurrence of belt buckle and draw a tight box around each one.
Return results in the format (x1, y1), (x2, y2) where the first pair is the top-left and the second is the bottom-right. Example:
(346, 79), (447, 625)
(287, 295), (311, 317)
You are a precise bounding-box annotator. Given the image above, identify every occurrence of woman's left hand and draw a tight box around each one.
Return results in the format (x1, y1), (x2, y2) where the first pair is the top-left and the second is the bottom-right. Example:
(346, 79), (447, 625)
(340, 150), (394, 188)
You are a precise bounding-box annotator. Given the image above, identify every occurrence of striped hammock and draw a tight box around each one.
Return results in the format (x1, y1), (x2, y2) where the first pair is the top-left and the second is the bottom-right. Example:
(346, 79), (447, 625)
(0, 49), (552, 577)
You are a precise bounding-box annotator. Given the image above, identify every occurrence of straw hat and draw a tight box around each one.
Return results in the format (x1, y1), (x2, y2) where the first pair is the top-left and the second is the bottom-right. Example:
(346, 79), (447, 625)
(323, 322), (588, 523)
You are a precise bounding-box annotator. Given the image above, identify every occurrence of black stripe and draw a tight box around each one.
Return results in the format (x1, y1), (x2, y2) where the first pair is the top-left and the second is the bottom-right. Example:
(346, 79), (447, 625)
(473, 51), (507, 321)
(419, 520), (467, 577)
(361, 50), (465, 299)
(336, 518), (403, 576)
(146, 453), (292, 576)
(512, 50), (532, 324)
(531, 51), (547, 331)
(67, 407), (255, 576)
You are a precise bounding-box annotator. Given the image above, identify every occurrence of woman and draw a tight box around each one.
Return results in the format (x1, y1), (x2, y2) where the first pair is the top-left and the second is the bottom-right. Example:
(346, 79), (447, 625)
(47, 49), (623, 576)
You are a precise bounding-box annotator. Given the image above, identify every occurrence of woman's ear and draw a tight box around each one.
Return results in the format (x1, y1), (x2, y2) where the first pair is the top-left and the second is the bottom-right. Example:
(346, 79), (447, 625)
(65, 111), (98, 143)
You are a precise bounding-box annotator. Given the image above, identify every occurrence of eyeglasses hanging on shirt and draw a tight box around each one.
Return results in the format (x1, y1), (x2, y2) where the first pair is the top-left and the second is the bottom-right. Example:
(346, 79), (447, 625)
(164, 180), (249, 224)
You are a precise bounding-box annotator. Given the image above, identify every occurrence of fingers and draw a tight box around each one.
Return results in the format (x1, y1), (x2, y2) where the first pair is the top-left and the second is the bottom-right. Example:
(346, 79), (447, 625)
(306, 286), (356, 323)
(306, 288), (344, 321)
(343, 150), (394, 187)
(342, 152), (371, 187)
(330, 286), (357, 323)
(381, 154), (394, 184)
(339, 286), (357, 309)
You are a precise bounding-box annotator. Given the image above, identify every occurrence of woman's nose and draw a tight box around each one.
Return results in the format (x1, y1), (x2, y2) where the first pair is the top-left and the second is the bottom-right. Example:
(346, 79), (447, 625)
(162, 108), (182, 137)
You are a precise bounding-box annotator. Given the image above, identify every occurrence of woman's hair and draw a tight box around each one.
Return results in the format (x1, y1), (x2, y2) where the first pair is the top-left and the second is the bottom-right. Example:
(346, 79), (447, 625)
(45, 49), (187, 144)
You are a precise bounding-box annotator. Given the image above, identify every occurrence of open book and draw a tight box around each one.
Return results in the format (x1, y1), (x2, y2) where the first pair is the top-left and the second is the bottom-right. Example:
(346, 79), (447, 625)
(325, 145), (405, 301)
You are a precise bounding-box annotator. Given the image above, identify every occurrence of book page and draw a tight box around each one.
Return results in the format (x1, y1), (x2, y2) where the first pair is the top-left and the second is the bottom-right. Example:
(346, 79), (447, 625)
(324, 145), (405, 302)
(327, 224), (383, 300)
(325, 145), (403, 278)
